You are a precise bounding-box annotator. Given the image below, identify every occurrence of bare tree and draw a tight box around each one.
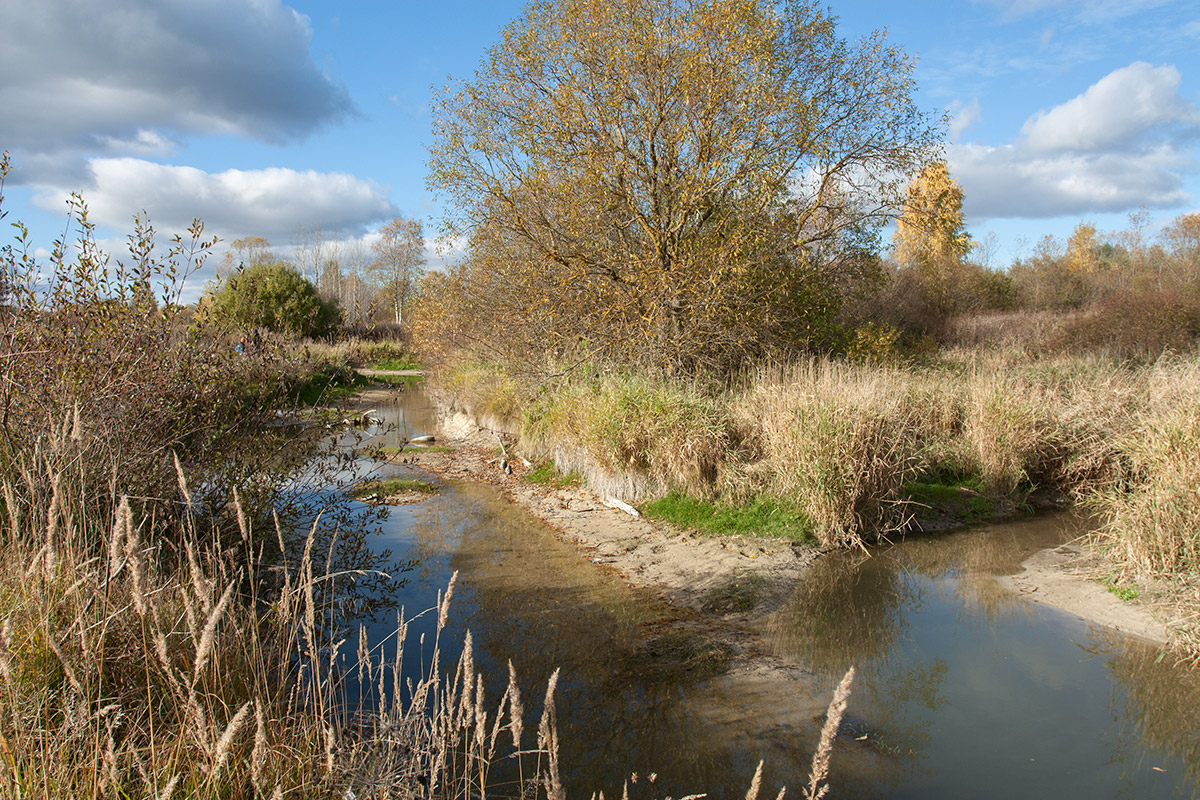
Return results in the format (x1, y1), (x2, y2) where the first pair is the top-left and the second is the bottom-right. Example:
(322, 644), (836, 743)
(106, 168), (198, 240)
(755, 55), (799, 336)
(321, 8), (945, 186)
(369, 217), (425, 325)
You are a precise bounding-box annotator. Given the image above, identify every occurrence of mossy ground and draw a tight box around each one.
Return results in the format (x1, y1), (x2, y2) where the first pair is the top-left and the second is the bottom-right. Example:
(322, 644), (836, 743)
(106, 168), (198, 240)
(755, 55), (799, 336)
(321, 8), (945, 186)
(524, 463), (583, 489)
(641, 492), (814, 543)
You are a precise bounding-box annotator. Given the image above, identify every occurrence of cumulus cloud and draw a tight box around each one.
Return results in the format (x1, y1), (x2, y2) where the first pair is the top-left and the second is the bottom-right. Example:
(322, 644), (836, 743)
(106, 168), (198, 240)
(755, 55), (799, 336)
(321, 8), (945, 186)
(949, 98), (983, 141)
(950, 62), (1200, 220)
(952, 142), (1189, 219)
(31, 159), (398, 241)
(0, 0), (353, 162)
(1020, 62), (1200, 152)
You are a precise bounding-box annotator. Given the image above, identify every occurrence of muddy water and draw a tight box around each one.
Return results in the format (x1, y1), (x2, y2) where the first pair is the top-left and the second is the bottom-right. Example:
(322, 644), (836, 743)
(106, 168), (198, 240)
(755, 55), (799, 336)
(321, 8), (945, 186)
(347, 384), (1200, 799)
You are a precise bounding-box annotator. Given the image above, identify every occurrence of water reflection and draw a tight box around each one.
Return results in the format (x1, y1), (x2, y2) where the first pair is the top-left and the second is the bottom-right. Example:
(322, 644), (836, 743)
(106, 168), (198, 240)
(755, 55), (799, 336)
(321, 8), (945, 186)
(348, 384), (1200, 799)
(767, 515), (1200, 799)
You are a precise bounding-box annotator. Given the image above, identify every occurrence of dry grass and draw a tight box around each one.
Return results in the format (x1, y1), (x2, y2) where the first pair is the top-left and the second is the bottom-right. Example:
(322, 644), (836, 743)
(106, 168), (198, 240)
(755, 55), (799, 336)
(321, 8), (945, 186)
(430, 350), (1200, 656)
(731, 361), (935, 547)
(0, 429), (561, 799)
(0, 426), (859, 797)
(1088, 356), (1200, 658)
(522, 374), (728, 502)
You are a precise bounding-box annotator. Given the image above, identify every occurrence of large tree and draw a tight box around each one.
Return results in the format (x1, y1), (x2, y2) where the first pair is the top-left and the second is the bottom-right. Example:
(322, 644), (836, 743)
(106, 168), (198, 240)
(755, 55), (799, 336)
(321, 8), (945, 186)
(208, 261), (340, 338)
(425, 0), (938, 371)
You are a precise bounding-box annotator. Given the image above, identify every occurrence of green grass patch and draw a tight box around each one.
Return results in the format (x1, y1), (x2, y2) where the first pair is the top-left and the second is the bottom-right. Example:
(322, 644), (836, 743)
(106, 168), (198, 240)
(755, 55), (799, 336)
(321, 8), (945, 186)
(641, 492), (814, 542)
(350, 478), (438, 500)
(366, 444), (452, 460)
(702, 573), (767, 614)
(1103, 576), (1141, 602)
(904, 480), (995, 523)
(291, 364), (370, 406)
(368, 355), (423, 371)
(524, 463), (583, 489)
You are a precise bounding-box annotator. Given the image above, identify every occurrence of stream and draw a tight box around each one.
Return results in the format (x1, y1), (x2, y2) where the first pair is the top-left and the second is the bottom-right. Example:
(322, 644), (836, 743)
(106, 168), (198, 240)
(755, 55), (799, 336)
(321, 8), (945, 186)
(335, 382), (1200, 799)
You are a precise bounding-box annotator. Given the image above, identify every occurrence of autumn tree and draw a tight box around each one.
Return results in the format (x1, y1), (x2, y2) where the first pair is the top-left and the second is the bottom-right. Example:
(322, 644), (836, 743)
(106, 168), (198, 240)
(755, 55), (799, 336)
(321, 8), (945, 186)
(369, 216), (425, 325)
(423, 0), (938, 372)
(1064, 222), (1101, 274)
(1160, 211), (1200, 288)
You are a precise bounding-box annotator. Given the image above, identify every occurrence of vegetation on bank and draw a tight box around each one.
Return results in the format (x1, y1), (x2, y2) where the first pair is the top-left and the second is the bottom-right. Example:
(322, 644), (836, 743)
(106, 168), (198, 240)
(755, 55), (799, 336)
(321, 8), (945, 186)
(1, 158), (854, 798)
(428, 348), (1200, 658)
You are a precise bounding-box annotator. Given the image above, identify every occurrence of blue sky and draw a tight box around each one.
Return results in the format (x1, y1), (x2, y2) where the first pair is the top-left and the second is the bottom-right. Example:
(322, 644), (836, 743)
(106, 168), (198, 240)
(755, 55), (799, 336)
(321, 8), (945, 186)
(2, 0), (1198, 294)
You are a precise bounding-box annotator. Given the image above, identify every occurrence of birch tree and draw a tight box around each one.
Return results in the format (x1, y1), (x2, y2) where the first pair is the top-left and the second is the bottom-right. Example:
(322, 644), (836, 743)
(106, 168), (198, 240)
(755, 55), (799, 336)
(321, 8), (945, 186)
(369, 216), (425, 325)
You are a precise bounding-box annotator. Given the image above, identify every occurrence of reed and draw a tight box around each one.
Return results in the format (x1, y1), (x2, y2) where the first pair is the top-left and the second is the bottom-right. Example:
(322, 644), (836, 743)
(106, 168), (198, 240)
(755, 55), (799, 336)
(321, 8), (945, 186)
(0, 427), (855, 797)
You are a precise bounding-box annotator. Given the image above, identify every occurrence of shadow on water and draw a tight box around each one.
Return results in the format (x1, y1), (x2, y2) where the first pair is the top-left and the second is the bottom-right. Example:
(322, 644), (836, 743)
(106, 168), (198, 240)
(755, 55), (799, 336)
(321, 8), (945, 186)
(337, 382), (1200, 799)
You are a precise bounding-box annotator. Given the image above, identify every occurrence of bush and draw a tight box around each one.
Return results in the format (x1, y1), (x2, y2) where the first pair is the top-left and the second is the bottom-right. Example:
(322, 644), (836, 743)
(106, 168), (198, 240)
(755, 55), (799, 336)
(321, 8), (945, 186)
(208, 261), (341, 338)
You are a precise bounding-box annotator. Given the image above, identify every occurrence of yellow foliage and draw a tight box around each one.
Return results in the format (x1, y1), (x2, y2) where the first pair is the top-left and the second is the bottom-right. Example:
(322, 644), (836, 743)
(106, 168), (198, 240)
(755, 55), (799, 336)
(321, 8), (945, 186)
(892, 160), (972, 272)
(423, 0), (937, 372)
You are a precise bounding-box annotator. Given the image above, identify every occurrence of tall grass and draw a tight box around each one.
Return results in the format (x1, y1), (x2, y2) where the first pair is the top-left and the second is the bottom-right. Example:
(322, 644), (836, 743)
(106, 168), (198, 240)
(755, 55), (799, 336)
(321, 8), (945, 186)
(0, 430), (563, 799)
(732, 361), (935, 547)
(1088, 358), (1200, 658)
(523, 373), (728, 501)
(430, 351), (1182, 556)
(0, 428), (857, 797)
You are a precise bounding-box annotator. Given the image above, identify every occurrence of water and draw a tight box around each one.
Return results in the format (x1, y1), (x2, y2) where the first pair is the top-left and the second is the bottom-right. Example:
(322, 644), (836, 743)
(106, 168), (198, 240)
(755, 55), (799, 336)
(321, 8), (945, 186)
(339, 382), (1200, 799)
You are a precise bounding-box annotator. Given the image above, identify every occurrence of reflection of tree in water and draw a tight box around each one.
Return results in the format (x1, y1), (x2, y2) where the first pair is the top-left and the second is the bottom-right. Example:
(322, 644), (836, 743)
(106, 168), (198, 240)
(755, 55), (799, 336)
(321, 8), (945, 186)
(1086, 630), (1200, 792)
(892, 513), (1085, 626)
(768, 549), (914, 672)
(398, 482), (863, 799)
(765, 547), (952, 795)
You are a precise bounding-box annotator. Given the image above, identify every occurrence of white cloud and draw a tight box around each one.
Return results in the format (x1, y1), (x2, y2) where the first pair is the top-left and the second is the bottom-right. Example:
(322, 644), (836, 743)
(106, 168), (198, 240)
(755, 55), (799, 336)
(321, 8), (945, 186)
(31, 158), (398, 242)
(972, 0), (1177, 23)
(949, 98), (983, 141)
(950, 62), (1199, 220)
(1020, 62), (1200, 152)
(952, 142), (1189, 219)
(0, 0), (352, 162)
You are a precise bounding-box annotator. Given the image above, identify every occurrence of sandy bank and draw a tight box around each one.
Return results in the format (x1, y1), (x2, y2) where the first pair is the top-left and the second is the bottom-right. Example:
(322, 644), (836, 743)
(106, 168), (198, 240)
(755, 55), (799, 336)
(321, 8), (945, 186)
(1001, 542), (1170, 645)
(411, 408), (820, 616)
(355, 385), (1173, 651)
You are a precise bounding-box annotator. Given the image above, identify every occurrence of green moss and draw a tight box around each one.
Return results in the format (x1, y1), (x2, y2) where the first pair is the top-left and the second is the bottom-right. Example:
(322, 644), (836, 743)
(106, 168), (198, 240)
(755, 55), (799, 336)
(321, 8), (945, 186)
(904, 479), (995, 523)
(350, 478), (438, 499)
(524, 463), (583, 488)
(641, 492), (814, 542)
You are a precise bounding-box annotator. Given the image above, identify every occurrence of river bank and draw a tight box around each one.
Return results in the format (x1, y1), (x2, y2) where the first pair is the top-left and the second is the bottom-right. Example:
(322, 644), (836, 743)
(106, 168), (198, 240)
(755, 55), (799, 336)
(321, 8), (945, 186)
(358, 384), (1173, 651)
(347, 381), (1200, 798)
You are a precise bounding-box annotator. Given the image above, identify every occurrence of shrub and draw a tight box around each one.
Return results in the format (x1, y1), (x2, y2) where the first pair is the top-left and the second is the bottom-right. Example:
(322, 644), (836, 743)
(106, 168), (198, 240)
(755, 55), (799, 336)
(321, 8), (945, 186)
(208, 261), (341, 338)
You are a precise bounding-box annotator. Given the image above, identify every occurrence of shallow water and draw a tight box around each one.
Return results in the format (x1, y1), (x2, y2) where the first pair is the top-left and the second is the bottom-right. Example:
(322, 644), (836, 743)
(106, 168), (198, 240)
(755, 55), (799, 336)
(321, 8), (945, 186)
(340, 383), (1200, 799)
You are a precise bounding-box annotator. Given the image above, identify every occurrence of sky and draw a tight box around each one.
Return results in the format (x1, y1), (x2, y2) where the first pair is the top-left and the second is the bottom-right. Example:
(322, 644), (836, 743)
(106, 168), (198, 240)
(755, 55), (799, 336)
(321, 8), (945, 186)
(1, 0), (1198, 298)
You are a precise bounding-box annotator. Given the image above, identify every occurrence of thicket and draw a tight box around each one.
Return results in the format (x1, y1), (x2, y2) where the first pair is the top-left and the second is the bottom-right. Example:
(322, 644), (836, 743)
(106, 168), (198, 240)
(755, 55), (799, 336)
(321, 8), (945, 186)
(205, 260), (341, 338)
